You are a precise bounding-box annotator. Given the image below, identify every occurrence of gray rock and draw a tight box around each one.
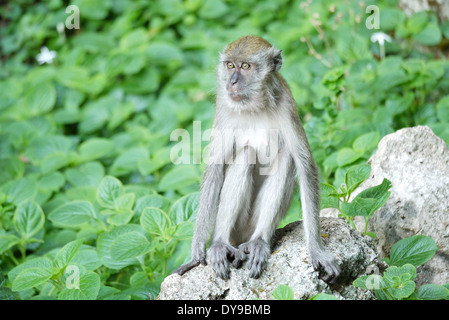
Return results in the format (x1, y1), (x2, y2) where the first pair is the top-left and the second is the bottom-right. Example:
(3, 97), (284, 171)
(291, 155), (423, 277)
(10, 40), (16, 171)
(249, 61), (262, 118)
(399, 0), (449, 22)
(158, 217), (385, 300)
(353, 126), (449, 286)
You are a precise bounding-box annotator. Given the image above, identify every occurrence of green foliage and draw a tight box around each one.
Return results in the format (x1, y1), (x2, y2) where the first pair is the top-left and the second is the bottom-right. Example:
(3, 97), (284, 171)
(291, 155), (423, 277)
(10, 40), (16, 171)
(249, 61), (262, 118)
(321, 163), (392, 236)
(1, 0), (449, 300)
(272, 284), (295, 300)
(353, 235), (449, 300)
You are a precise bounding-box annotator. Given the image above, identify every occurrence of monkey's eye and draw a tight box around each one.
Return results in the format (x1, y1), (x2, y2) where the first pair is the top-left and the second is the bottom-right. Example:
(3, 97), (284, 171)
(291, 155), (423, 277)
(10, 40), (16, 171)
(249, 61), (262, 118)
(226, 62), (235, 69)
(241, 63), (250, 70)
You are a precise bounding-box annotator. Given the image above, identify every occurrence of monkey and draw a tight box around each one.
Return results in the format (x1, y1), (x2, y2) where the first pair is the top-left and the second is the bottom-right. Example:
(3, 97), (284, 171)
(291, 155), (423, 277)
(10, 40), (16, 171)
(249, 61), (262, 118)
(173, 35), (340, 283)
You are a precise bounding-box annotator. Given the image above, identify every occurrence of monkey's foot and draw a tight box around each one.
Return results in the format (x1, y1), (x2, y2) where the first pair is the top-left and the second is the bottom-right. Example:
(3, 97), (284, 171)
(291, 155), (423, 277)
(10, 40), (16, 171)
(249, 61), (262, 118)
(208, 241), (240, 280)
(310, 249), (341, 284)
(238, 238), (271, 279)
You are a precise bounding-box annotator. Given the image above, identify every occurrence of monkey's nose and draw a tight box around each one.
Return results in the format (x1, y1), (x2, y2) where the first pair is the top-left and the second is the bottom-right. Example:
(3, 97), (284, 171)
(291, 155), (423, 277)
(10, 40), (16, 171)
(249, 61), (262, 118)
(230, 72), (240, 85)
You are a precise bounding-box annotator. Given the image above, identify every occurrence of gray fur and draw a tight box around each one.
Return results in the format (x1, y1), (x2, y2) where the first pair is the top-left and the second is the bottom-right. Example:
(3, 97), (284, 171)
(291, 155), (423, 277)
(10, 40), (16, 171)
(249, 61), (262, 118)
(173, 36), (340, 282)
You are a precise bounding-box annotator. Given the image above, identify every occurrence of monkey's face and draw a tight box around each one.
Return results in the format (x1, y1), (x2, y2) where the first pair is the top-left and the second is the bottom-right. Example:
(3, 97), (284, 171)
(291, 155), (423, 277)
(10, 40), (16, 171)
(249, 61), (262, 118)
(223, 60), (255, 102)
(218, 36), (283, 109)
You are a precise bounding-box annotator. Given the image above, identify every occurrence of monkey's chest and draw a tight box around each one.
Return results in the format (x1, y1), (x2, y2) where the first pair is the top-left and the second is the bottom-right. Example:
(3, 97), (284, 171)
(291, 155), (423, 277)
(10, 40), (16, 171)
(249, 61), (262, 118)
(230, 128), (283, 170)
(235, 129), (270, 151)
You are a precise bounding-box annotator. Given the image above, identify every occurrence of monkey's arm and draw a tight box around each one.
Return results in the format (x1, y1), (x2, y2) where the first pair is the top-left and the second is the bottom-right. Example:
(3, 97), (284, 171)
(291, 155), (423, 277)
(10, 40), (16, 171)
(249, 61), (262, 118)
(172, 162), (224, 275)
(284, 115), (340, 283)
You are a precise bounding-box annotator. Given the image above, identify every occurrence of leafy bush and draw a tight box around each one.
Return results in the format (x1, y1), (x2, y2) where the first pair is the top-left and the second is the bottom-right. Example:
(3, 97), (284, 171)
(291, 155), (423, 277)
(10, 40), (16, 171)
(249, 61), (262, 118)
(321, 163), (392, 237)
(272, 235), (449, 300)
(1, 0), (449, 299)
(353, 235), (449, 300)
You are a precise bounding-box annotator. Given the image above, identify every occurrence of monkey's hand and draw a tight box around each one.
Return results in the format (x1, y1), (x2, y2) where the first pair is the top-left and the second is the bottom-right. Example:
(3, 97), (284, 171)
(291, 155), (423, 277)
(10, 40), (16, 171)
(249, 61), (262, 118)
(209, 241), (243, 280)
(310, 249), (340, 284)
(171, 246), (207, 276)
(238, 238), (271, 279)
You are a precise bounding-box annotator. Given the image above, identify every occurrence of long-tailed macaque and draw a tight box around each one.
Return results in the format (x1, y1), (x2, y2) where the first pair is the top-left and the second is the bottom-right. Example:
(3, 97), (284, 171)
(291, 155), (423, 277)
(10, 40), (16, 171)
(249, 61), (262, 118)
(173, 36), (340, 283)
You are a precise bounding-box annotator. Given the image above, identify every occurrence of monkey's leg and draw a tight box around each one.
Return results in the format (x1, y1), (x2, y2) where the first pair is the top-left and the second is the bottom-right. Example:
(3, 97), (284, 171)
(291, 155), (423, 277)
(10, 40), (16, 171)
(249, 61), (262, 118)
(172, 163), (224, 276)
(209, 148), (254, 279)
(239, 151), (295, 278)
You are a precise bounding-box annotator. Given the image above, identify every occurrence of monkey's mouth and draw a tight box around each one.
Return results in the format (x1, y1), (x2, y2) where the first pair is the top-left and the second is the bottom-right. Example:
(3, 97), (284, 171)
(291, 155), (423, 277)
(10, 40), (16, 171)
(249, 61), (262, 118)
(228, 92), (245, 101)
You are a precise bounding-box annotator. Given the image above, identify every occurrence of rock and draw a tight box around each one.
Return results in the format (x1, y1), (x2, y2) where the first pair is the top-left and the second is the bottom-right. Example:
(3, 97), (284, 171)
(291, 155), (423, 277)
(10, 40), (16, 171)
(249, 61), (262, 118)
(353, 126), (449, 286)
(399, 0), (449, 22)
(158, 217), (385, 300)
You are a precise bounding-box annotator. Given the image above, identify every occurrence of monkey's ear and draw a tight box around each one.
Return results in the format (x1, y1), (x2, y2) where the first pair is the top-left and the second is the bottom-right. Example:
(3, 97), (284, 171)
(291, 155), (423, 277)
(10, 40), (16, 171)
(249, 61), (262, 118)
(273, 49), (283, 72)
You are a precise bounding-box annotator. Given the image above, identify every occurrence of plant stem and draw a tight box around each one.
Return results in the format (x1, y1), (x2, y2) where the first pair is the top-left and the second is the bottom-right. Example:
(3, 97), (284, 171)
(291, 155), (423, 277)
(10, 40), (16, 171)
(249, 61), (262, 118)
(6, 249), (20, 266)
(19, 240), (27, 262)
(383, 288), (394, 300)
(137, 256), (146, 273)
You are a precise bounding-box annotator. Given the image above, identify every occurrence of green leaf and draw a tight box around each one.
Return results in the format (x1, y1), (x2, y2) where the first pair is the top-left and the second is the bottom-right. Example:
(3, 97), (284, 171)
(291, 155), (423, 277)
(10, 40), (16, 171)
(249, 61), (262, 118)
(23, 81), (56, 115)
(1, 178), (38, 205)
(106, 210), (133, 226)
(110, 147), (149, 176)
(0, 287), (19, 300)
(8, 257), (54, 283)
(173, 221), (194, 240)
(48, 201), (96, 228)
(353, 132), (380, 154)
(158, 165), (200, 192)
(110, 231), (154, 260)
(96, 224), (143, 269)
(345, 164), (371, 193)
(12, 267), (52, 292)
(272, 284), (294, 300)
(53, 239), (84, 271)
(340, 197), (374, 217)
(122, 68), (160, 94)
(413, 22), (442, 46)
(0, 157), (24, 185)
(140, 207), (171, 236)
(390, 280), (415, 299)
(78, 138), (114, 162)
(73, 0), (111, 20)
(39, 171), (65, 192)
(66, 161), (105, 187)
(71, 248), (103, 271)
(336, 148), (360, 167)
(342, 179), (391, 218)
(353, 275), (390, 290)
(120, 28), (149, 50)
(415, 284), (449, 300)
(13, 200), (45, 240)
(41, 152), (69, 174)
(399, 264), (417, 281)
(115, 193), (135, 211)
(309, 293), (339, 300)
(168, 192), (199, 224)
(389, 235), (438, 267)
(436, 96), (449, 123)
(58, 271), (101, 300)
(135, 194), (171, 217)
(66, 186), (97, 203)
(198, 0), (229, 19)
(146, 42), (184, 69)
(0, 234), (20, 254)
(320, 184), (340, 210)
(96, 176), (124, 209)
(406, 12), (428, 34)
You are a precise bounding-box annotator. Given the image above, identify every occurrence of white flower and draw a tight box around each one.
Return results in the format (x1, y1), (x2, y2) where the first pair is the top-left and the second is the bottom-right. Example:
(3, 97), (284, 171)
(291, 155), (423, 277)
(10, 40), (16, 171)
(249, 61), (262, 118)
(36, 46), (57, 65)
(370, 32), (392, 46)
